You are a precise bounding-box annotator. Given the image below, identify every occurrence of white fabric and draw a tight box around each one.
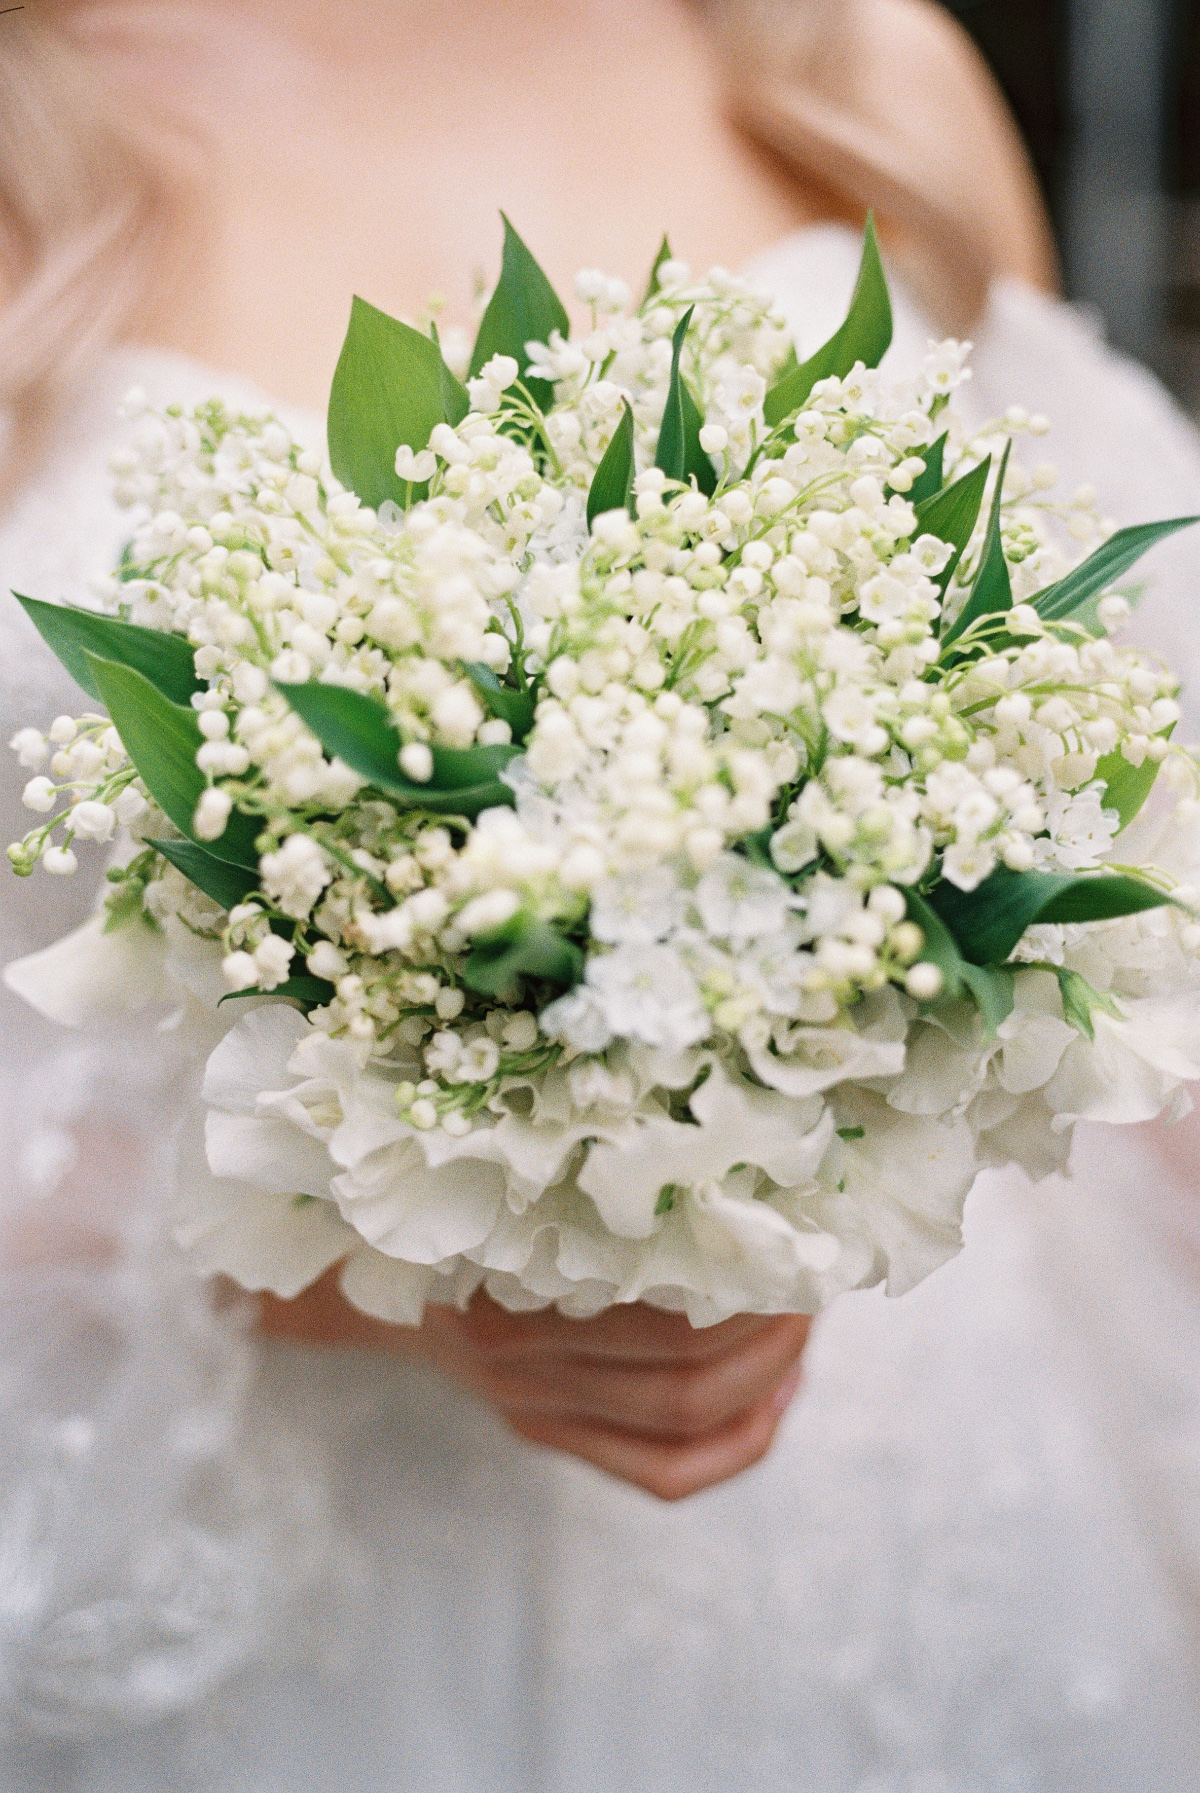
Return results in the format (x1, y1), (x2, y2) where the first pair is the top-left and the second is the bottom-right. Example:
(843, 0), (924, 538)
(3, 229), (1200, 1789)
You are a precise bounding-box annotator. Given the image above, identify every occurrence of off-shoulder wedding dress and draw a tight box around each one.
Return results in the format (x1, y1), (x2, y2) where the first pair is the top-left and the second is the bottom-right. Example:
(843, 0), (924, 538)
(3, 228), (1200, 1793)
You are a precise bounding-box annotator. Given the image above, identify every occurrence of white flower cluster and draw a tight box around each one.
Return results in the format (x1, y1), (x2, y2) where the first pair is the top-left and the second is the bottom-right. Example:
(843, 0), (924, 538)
(9, 253), (1200, 1327)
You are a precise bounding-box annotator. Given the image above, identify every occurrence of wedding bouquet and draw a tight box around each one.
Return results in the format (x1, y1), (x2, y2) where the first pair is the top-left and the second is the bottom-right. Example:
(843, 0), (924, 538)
(8, 219), (1200, 1327)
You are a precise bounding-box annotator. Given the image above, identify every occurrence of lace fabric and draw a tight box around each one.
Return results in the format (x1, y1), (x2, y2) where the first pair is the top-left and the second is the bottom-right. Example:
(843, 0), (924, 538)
(2, 237), (1200, 1789)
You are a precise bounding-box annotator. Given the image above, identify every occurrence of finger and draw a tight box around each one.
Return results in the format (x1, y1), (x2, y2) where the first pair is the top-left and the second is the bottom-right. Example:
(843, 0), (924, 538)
(476, 1315), (810, 1437)
(255, 1267), (428, 1357)
(505, 1390), (791, 1501)
(458, 1294), (783, 1366)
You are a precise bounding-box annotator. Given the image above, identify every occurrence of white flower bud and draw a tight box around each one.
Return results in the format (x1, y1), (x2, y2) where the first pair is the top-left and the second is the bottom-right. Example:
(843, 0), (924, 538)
(698, 424), (728, 455)
(905, 962), (945, 1001)
(307, 941), (348, 981)
(10, 728), (48, 770)
(48, 717), (78, 746)
(1000, 836), (1036, 872)
(222, 951), (260, 991)
(995, 693), (1032, 727)
(867, 885), (907, 925)
(194, 787), (233, 841)
(1097, 594), (1131, 632)
(409, 1098), (438, 1131)
(114, 786), (148, 825)
(400, 742), (434, 783)
(42, 845), (78, 876)
(502, 1011), (540, 1051)
(435, 985), (465, 1020)
(232, 662), (269, 705)
(476, 719), (513, 747)
(254, 934), (295, 990)
(70, 800), (115, 842)
(456, 890), (520, 937)
(198, 709), (231, 740)
(22, 776), (57, 813)
(269, 650), (312, 684)
(395, 445), (438, 482)
(431, 686), (483, 745)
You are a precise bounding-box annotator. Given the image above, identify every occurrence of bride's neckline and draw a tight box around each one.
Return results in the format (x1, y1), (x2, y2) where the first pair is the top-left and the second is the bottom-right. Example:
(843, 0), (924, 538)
(103, 222), (868, 436)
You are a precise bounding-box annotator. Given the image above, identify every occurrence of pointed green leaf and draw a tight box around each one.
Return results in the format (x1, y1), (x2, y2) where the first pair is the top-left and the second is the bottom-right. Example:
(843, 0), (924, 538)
(84, 655), (260, 870)
(941, 441), (1013, 647)
(327, 296), (469, 511)
(642, 234), (674, 306)
(655, 308), (717, 496)
(930, 864), (1169, 967)
(438, 356), (470, 430)
(220, 975), (336, 1010)
(428, 741), (520, 791)
(1094, 726), (1174, 830)
(959, 961), (1018, 1036)
(461, 662), (536, 743)
(275, 681), (517, 817)
(469, 215), (570, 413)
(149, 838), (259, 911)
(916, 454), (991, 598)
(16, 593), (201, 706)
(1033, 516), (1200, 622)
(587, 399), (637, 527)
(762, 216), (893, 427)
(463, 911), (582, 999)
(901, 432), (947, 507)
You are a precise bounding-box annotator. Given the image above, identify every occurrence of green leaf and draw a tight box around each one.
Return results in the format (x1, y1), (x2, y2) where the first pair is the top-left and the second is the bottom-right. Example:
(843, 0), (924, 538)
(902, 432), (947, 507)
(461, 662), (536, 743)
(941, 441), (1013, 647)
(587, 399), (637, 528)
(958, 961), (1018, 1036)
(16, 593), (202, 706)
(327, 296), (470, 511)
(1094, 726), (1173, 830)
(762, 215), (893, 427)
(904, 888), (1015, 1035)
(929, 865), (1170, 967)
(916, 454), (991, 598)
(275, 680), (517, 817)
(642, 234), (674, 306)
(655, 308), (717, 496)
(437, 356), (470, 431)
(469, 215), (570, 413)
(428, 741), (520, 792)
(463, 912), (582, 999)
(1033, 516), (1200, 623)
(84, 655), (260, 869)
(149, 838), (259, 911)
(219, 975), (336, 1010)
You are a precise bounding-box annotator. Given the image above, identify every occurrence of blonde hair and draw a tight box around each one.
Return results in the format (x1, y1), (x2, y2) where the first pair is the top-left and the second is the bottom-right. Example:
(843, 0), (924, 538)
(0, 0), (1054, 503)
(0, 7), (190, 501)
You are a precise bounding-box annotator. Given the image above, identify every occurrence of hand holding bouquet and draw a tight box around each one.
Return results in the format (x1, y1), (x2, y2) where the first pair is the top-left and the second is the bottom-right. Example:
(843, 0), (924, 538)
(9, 219), (1200, 1327)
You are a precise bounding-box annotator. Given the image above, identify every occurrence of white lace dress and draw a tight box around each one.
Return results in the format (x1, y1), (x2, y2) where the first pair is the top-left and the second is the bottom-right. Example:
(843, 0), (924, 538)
(3, 228), (1200, 1793)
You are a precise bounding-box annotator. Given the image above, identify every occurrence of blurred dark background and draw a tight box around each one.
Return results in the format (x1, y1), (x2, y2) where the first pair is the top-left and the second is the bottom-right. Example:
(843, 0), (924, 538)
(946, 0), (1200, 410)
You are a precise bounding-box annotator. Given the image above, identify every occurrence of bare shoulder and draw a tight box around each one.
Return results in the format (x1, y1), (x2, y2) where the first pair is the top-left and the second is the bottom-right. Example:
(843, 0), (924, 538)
(845, 0), (1059, 290)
